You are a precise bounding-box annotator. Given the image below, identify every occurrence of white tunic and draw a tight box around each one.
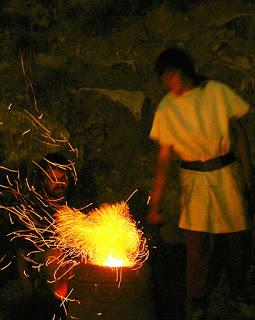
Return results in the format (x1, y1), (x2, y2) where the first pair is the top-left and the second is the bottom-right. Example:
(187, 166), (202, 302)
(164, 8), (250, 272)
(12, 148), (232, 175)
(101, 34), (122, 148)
(150, 80), (250, 233)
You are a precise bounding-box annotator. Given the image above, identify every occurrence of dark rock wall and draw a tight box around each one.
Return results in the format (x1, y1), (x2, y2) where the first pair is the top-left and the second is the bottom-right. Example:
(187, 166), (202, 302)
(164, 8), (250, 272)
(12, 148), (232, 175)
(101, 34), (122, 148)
(0, 0), (255, 242)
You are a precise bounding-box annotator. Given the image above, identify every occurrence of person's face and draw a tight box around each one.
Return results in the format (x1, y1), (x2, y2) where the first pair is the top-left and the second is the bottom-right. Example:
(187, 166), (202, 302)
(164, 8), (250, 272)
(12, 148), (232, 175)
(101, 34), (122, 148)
(44, 168), (69, 199)
(160, 70), (183, 94)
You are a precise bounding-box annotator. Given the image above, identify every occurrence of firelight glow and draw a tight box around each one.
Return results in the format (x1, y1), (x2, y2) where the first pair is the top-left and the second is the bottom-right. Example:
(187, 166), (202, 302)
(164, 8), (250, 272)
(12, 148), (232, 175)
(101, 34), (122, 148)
(104, 254), (123, 267)
(53, 202), (149, 267)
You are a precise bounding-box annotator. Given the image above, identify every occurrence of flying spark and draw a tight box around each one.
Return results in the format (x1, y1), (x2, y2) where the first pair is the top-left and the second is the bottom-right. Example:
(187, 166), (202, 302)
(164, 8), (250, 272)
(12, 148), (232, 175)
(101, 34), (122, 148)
(53, 202), (149, 268)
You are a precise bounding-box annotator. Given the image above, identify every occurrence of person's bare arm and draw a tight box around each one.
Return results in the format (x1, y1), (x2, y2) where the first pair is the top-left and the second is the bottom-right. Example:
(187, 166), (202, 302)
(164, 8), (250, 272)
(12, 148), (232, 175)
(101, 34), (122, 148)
(147, 144), (173, 224)
(230, 119), (251, 191)
(16, 249), (34, 297)
(43, 248), (70, 299)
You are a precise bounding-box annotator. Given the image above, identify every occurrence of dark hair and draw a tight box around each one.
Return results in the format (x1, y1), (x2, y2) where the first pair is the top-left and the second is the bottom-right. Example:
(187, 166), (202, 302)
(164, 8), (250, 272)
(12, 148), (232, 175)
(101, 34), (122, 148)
(154, 46), (206, 85)
(35, 152), (75, 196)
(40, 152), (70, 169)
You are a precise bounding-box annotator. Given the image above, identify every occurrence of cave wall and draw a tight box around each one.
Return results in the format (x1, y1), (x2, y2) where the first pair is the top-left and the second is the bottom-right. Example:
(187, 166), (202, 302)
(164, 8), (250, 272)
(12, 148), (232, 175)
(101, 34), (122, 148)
(1, 0), (255, 242)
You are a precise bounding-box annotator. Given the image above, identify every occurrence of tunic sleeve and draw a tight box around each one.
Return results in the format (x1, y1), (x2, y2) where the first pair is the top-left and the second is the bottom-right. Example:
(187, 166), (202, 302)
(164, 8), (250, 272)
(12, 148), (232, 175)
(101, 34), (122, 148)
(149, 109), (173, 146)
(221, 83), (250, 119)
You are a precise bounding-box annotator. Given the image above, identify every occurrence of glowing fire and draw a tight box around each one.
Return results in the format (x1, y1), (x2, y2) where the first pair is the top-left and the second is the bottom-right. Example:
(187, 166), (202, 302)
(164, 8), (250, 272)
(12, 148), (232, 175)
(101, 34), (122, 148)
(53, 202), (148, 267)
(104, 254), (123, 267)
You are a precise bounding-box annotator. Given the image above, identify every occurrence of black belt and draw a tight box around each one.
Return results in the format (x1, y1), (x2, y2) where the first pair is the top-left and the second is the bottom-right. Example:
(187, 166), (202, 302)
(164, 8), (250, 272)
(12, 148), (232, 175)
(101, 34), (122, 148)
(180, 152), (236, 172)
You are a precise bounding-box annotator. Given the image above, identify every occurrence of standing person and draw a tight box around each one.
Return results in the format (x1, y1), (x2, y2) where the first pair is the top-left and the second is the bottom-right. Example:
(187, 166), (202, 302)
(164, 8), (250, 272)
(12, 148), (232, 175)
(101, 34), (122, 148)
(146, 46), (252, 320)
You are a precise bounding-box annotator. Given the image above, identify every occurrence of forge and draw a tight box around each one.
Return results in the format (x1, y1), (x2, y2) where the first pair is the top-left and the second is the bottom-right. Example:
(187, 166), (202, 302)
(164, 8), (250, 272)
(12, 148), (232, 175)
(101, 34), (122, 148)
(52, 202), (157, 319)
(67, 262), (156, 320)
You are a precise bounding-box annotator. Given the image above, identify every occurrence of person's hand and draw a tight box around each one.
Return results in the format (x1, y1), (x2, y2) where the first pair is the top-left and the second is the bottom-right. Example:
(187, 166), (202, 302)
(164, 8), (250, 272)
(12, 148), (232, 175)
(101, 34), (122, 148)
(146, 211), (163, 224)
(146, 203), (166, 225)
(54, 281), (68, 300)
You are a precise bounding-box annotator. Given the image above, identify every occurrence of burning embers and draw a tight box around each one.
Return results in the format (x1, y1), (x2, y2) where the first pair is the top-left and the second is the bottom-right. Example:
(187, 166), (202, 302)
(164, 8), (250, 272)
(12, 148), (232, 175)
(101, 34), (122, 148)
(53, 202), (149, 268)
(7, 201), (149, 274)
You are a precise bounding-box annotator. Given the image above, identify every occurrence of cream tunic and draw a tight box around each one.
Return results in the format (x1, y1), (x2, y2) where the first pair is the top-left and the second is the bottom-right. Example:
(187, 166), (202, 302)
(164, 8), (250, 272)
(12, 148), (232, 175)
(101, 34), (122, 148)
(150, 80), (250, 233)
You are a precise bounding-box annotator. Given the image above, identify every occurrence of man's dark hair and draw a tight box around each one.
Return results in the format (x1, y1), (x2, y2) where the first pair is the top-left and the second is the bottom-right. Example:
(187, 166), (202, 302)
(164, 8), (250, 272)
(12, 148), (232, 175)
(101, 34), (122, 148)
(154, 46), (206, 85)
(35, 152), (75, 197)
(40, 152), (70, 170)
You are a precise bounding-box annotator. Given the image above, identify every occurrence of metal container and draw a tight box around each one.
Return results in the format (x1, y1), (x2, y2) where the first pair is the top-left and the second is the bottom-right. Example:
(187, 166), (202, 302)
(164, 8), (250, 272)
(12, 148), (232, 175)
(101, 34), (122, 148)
(67, 262), (157, 320)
